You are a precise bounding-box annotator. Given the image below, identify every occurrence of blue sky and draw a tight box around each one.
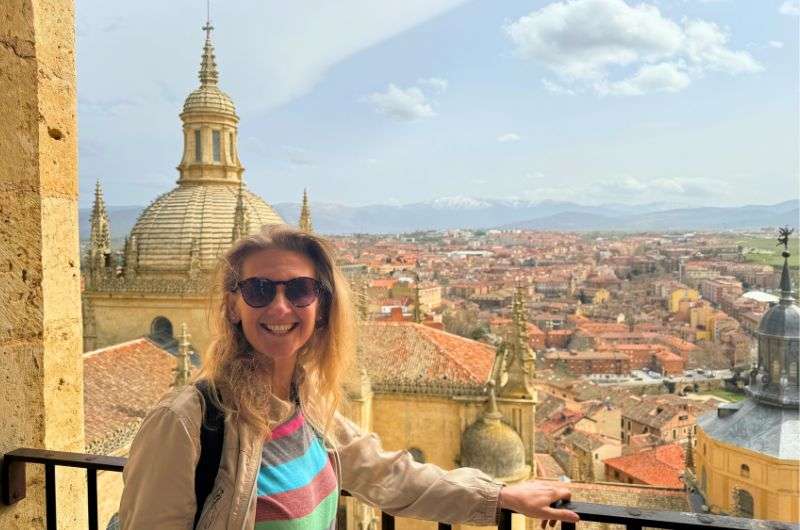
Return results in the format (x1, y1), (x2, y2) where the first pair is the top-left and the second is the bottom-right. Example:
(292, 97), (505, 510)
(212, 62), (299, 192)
(76, 0), (799, 208)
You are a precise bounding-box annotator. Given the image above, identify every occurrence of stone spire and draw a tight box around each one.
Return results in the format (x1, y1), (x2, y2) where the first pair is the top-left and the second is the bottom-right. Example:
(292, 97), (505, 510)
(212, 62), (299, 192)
(412, 274), (423, 323)
(88, 180), (111, 275)
(173, 323), (193, 387)
(299, 188), (313, 233)
(498, 283), (536, 399)
(231, 181), (250, 242)
(484, 380), (503, 422)
(199, 18), (218, 87)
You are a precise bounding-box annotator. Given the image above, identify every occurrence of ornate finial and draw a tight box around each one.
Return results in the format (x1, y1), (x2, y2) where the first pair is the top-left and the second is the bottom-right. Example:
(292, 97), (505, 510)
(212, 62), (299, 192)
(231, 181), (250, 242)
(198, 5), (218, 87)
(173, 323), (193, 387)
(299, 188), (313, 233)
(777, 226), (795, 302)
(484, 380), (502, 421)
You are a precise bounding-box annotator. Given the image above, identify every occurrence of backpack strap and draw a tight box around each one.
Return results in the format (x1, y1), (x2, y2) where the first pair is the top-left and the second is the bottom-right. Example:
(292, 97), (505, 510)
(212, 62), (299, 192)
(193, 380), (225, 529)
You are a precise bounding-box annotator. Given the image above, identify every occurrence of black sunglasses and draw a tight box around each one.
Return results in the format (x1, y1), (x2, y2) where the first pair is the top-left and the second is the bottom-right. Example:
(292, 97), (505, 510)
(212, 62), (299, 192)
(233, 277), (325, 308)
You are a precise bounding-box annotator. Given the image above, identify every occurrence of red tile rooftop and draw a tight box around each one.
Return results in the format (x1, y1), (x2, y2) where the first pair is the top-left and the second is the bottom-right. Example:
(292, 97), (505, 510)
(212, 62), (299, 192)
(83, 338), (176, 454)
(603, 443), (686, 489)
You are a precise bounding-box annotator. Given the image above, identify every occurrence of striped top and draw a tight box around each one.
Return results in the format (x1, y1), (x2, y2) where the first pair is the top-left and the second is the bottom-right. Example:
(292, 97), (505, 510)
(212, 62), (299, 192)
(255, 408), (338, 530)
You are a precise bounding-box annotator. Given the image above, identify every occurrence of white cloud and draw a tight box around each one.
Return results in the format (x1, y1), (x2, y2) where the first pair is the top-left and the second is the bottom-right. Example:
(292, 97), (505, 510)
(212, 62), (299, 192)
(524, 176), (729, 203)
(597, 62), (691, 96)
(542, 78), (576, 95)
(505, 0), (762, 96)
(682, 19), (762, 75)
(779, 1), (800, 15)
(497, 133), (521, 143)
(525, 171), (545, 180)
(418, 77), (449, 93)
(769, 40), (785, 49)
(365, 84), (436, 121)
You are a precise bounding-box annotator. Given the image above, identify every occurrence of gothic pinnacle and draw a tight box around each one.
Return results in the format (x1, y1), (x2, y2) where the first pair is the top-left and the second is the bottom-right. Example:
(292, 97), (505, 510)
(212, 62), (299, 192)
(299, 188), (313, 233)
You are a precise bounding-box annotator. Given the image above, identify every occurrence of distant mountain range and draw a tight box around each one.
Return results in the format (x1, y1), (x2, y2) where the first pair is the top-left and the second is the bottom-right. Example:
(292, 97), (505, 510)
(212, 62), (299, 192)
(79, 198), (799, 239)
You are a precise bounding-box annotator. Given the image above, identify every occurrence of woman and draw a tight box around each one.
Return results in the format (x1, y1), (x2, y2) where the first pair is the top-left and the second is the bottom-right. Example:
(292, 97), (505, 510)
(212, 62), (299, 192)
(119, 225), (579, 529)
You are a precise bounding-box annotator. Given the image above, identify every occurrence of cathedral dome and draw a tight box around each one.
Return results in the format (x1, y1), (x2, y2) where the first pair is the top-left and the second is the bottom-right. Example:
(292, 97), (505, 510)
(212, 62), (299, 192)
(129, 184), (283, 273)
(183, 85), (236, 116)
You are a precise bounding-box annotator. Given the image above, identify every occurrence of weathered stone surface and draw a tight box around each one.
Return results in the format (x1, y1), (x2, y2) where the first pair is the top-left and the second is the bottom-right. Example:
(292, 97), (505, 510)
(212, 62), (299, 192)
(0, 0), (86, 527)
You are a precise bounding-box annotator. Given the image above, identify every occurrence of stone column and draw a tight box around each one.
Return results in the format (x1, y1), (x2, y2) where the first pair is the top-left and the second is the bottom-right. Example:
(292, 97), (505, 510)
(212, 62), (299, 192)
(0, 0), (87, 528)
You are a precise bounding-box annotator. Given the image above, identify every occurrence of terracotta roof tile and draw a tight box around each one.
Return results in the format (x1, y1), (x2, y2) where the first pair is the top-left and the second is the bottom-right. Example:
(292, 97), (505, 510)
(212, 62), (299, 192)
(604, 444), (686, 488)
(357, 322), (495, 395)
(83, 338), (176, 454)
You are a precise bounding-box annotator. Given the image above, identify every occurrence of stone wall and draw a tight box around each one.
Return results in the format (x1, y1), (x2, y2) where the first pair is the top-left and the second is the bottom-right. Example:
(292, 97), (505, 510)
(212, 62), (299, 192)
(84, 292), (212, 354)
(0, 0), (86, 527)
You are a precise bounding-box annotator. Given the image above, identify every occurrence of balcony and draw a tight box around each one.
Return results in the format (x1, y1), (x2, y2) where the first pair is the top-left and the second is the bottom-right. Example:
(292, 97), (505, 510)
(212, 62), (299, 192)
(3, 448), (797, 530)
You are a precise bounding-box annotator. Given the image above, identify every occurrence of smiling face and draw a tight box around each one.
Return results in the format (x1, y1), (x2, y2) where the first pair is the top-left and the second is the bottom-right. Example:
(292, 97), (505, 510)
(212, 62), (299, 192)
(230, 248), (319, 365)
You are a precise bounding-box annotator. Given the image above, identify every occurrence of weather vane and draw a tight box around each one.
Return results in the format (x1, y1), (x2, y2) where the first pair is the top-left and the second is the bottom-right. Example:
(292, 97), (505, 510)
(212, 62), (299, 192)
(777, 226), (794, 255)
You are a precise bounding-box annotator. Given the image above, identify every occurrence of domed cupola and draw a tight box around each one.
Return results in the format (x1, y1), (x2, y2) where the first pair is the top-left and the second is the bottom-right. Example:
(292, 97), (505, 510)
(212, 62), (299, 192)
(460, 381), (530, 483)
(177, 20), (242, 185)
(748, 227), (800, 407)
(124, 19), (283, 276)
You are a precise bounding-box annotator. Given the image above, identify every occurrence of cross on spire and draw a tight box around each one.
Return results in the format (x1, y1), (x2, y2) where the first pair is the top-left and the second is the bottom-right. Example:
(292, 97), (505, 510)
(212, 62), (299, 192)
(203, 0), (213, 39)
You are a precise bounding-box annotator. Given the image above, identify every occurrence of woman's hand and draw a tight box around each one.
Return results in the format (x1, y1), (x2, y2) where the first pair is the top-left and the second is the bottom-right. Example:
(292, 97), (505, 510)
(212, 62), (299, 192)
(497, 481), (579, 529)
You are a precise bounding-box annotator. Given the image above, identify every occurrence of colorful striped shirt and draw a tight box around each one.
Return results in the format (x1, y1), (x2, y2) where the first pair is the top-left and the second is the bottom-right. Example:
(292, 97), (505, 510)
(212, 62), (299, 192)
(255, 408), (338, 530)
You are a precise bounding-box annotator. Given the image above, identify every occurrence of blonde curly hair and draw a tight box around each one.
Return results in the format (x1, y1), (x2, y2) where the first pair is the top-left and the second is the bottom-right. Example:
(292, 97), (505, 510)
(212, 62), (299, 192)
(196, 224), (354, 436)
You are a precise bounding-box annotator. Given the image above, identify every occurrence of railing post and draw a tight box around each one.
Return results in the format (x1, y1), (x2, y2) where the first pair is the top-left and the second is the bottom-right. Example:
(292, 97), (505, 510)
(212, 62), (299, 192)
(499, 508), (512, 530)
(1, 455), (27, 505)
(87, 468), (98, 530)
(45, 463), (57, 530)
(381, 511), (395, 530)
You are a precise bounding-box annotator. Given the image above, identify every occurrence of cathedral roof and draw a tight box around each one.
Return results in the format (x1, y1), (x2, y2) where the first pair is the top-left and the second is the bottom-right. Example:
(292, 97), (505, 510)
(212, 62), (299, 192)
(83, 338), (176, 454)
(130, 184), (283, 273)
(356, 321), (495, 395)
(698, 398), (799, 460)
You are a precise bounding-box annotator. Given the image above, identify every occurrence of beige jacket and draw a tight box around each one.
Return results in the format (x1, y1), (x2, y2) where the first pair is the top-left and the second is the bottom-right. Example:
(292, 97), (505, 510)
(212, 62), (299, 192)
(119, 384), (503, 530)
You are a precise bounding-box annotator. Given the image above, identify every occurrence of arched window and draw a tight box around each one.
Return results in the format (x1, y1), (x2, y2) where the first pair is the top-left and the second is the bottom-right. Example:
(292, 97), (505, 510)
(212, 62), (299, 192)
(733, 488), (754, 518)
(407, 447), (425, 464)
(150, 316), (174, 346)
(740, 464), (750, 478)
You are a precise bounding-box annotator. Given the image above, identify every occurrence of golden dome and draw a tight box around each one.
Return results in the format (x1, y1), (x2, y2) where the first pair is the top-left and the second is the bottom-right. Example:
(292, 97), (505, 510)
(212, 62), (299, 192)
(130, 183), (283, 274)
(183, 86), (236, 116)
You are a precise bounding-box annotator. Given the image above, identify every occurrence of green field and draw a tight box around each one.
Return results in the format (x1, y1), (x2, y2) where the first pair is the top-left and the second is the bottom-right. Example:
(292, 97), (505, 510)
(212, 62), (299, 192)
(706, 388), (747, 403)
(737, 236), (800, 269)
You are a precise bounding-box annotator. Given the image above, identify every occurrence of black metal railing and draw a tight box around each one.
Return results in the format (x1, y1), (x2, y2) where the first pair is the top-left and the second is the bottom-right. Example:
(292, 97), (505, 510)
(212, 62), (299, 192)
(2, 448), (798, 530)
